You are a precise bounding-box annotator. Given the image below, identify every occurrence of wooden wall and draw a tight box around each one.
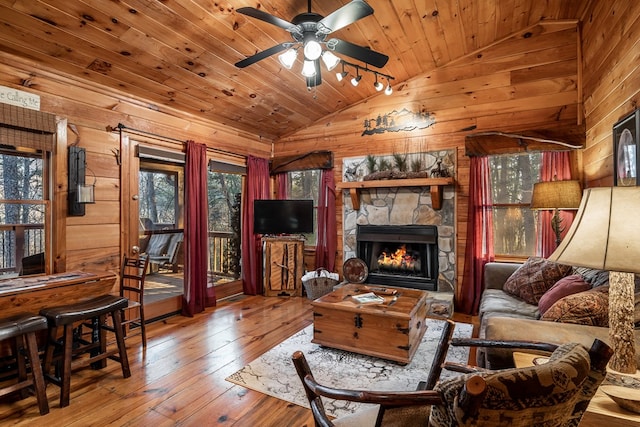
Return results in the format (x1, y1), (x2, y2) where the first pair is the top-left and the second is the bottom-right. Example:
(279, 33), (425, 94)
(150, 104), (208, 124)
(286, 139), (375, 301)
(581, 2), (640, 187)
(0, 52), (270, 274)
(274, 21), (582, 293)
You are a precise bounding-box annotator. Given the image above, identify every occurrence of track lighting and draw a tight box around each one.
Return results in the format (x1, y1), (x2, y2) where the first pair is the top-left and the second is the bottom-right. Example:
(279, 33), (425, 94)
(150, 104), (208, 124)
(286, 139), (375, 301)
(384, 78), (393, 95)
(336, 62), (348, 81)
(374, 73), (383, 91)
(301, 60), (317, 77)
(278, 48), (297, 69)
(351, 68), (361, 86)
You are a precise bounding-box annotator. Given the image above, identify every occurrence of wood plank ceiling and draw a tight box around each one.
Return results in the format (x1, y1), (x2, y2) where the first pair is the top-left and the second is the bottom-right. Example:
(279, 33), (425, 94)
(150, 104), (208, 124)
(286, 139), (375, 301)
(0, 1), (592, 141)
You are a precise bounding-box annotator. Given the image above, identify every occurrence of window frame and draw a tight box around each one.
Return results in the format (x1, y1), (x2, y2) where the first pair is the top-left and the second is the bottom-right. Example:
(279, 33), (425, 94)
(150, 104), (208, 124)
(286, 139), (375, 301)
(0, 146), (50, 276)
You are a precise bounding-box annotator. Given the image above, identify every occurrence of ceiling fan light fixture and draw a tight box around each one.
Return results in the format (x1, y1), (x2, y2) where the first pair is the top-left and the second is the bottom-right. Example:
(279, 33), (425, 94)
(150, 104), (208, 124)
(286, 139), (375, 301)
(278, 48), (298, 69)
(303, 39), (322, 61)
(321, 51), (340, 71)
(301, 60), (317, 77)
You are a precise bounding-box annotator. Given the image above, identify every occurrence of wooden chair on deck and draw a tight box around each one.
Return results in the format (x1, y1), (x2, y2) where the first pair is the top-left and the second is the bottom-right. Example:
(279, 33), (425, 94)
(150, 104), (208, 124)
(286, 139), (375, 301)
(293, 320), (613, 427)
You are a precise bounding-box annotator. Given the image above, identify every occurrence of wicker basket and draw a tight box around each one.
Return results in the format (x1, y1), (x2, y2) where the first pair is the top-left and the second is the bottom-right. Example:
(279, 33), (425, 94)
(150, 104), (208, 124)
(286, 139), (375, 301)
(302, 268), (339, 300)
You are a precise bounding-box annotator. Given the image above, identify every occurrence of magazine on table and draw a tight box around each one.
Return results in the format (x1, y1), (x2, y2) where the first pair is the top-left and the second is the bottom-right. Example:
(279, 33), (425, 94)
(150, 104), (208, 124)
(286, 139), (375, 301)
(351, 292), (385, 304)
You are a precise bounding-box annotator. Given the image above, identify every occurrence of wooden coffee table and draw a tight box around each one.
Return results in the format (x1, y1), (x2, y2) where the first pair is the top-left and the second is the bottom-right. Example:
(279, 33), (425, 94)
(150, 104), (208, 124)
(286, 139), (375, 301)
(311, 283), (428, 364)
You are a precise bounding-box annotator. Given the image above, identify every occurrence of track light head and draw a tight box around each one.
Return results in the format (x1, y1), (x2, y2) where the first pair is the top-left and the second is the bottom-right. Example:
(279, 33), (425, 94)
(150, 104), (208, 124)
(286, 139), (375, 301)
(384, 79), (393, 95)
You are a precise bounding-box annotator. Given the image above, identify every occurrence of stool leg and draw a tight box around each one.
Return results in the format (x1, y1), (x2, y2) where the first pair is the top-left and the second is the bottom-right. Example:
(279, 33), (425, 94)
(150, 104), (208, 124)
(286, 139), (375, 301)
(42, 325), (58, 376)
(59, 323), (74, 408)
(13, 335), (28, 399)
(24, 331), (49, 415)
(110, 310), (131, 378)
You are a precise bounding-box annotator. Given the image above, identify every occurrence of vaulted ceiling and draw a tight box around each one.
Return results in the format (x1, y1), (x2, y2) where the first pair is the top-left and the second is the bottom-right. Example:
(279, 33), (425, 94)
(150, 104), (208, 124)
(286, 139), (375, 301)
(0, 1), (592, 140)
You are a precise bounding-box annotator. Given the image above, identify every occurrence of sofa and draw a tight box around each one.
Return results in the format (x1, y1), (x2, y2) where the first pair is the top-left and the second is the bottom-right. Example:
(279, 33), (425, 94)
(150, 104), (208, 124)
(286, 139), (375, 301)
(476, 258), (640, 369)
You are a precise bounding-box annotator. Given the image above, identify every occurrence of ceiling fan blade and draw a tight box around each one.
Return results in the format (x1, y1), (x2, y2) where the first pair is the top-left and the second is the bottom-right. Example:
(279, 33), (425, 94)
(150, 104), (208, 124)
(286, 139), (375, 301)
(330, 39), (389, 68)
(235, 43), (291, 68)
(236, 7), (297, 31)
(318, 0), (374, 34)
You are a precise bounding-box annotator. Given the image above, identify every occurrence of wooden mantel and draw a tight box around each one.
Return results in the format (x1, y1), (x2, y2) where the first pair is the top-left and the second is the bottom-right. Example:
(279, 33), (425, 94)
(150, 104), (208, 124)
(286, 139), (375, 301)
(336, 177), (455, 210)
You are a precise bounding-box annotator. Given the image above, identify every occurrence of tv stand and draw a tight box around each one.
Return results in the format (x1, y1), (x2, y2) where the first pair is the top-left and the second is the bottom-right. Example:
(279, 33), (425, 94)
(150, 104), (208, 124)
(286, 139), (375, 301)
(262, 236), (304, 297)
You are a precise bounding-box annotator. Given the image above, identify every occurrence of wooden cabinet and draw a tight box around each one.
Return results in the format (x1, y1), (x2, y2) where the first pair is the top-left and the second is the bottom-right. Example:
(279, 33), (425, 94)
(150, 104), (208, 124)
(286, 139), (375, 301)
(262, 236), (304, 297)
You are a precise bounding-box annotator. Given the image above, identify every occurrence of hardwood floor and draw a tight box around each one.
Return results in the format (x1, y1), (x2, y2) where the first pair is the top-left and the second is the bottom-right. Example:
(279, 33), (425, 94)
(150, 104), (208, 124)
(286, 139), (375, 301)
(2, 295), (626, 426)
(1, 295), (316, 426)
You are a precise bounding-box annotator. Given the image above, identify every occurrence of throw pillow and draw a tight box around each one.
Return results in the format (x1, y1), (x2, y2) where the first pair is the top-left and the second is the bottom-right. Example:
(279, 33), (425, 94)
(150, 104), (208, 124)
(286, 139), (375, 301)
(541, 286), (609, 326)
(503, 257), (572, 305)
(538, 275), (591, 315)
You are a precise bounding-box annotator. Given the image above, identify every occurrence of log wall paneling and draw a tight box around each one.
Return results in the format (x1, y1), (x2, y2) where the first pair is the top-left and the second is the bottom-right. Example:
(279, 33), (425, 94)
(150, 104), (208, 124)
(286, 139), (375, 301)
(274, 21), (582, 300)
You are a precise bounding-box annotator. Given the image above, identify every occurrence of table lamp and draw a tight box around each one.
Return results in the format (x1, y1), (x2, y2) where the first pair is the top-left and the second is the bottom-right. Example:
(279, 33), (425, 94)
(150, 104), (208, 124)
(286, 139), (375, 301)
(547, 187), (638, 373)
(530, 180), (582, 245)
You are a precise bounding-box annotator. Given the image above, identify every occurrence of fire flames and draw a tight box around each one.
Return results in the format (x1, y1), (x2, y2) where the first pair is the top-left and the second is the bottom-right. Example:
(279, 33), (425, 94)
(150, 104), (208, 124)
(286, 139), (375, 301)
(377, 245), (420, 272)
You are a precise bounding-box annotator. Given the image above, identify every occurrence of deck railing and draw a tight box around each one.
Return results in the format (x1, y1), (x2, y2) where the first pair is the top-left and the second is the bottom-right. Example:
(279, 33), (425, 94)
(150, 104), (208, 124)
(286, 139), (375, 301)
(0, 224), (45, 274)
(208, 231), (238, 279)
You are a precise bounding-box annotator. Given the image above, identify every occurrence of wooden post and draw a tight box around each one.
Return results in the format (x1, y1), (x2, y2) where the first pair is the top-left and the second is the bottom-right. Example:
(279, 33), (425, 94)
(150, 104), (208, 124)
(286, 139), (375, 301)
(608, 271), (636, 373)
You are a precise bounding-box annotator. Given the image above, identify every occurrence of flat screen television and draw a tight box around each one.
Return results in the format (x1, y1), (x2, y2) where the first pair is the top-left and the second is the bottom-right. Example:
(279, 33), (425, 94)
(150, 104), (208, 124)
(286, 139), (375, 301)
(253, 199), (314, 235)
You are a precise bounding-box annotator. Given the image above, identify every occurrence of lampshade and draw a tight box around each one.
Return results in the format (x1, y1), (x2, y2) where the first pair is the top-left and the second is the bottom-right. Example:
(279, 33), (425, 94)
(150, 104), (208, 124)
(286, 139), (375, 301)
(548, 187), (640, 373)
(530, 180), (582, 210)
(548, 187), (640, 272)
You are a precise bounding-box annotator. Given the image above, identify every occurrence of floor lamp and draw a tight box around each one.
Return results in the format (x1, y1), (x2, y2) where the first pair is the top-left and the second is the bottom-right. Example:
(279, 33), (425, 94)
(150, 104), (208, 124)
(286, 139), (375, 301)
(547, 187), (638, 374)
(530, 180), (582, 246)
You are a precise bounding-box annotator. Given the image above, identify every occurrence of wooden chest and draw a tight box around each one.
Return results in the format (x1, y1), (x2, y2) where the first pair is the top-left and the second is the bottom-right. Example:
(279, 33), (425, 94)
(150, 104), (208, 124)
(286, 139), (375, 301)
(311, 284), (428, 364)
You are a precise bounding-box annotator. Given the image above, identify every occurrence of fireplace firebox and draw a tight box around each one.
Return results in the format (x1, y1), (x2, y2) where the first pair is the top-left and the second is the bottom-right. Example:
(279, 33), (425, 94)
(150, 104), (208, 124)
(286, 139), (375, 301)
(356, 224), (438, 291)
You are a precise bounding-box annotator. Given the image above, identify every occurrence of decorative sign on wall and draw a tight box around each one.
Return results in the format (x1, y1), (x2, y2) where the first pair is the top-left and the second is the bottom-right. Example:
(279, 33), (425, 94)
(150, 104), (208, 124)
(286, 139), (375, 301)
(362, 108), (435, 136)
(0, 85), (40, 110)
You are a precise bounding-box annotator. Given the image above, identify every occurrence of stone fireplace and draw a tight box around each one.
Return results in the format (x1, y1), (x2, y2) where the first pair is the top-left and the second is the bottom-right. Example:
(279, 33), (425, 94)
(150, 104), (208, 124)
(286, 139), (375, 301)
(342, 151), (456, 293)
(356, 224), (439, 291)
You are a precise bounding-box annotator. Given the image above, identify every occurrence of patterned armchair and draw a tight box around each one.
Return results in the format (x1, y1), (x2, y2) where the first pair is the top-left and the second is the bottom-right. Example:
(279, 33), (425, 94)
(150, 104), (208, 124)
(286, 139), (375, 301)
(430, 339), (612, 426)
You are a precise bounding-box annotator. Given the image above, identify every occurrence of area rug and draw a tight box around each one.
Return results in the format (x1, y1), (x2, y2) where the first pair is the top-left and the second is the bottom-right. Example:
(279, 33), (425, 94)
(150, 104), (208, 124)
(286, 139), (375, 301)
(226, 319), (473, 418)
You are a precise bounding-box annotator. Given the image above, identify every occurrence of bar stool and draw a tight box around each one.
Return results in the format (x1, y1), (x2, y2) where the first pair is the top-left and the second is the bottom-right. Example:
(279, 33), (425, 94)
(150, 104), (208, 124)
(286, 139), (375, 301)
(0, 313), (49, 415)
(40, 294), (131, 408)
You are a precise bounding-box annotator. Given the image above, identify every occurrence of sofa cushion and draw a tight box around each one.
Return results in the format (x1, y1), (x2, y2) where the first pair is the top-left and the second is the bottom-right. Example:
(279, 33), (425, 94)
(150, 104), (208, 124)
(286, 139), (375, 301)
(541, 286), (609, 326)
(503, 257), (572, 305)
(538, 274), (591, 315)
(573, 266), (610, 288)
(479, 289), (540, 320)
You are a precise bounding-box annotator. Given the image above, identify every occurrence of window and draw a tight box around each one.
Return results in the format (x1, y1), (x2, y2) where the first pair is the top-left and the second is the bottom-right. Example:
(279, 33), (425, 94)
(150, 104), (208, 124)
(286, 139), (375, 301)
(288, 169), (320, 246)
(0, 147), (47, 277)
(489, 153), (542, 257)
(207, 170), (242, 282)
(139, 168), (178, 229)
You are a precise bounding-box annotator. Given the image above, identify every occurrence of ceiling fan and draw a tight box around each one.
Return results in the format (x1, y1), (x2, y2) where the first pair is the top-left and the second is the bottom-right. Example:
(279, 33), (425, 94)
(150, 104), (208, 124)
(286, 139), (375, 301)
(234, 0), (389, 87)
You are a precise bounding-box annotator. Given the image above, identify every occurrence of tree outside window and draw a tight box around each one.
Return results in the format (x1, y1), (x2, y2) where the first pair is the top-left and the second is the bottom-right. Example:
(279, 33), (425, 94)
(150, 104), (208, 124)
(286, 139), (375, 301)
(288, 169), (320, 246)
(207, 171), (242, 281)
(489, 153), (542, 257)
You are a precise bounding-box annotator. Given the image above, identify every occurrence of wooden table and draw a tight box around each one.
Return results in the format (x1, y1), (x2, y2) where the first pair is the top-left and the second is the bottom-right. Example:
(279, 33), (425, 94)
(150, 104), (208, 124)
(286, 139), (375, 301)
(0, 271), (117, 317)
(311, 283), (428, 364)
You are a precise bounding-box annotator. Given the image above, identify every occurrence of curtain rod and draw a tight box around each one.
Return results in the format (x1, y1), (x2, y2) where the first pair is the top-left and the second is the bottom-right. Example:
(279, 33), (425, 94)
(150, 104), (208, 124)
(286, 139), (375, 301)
(108, 123), (247, 159)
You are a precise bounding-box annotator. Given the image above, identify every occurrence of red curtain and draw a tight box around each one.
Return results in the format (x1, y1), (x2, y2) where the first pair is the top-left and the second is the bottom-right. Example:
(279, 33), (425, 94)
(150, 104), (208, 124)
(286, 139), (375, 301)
(241, 156), (270, 295)
(182, 141), (215, 316)
(275, 173), (288, 199)
(459, 156), (494, 315)
(538, 151), (576, 257)
(315, 169), (337, 272)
